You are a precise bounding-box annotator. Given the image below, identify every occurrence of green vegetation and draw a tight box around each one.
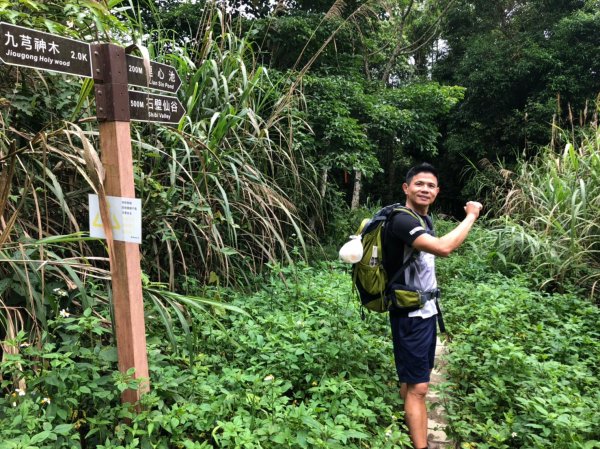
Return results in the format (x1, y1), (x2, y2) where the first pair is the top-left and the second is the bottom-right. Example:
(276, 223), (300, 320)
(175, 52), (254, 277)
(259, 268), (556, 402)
(0, 263), (412, 448)
(437, 230), (600, 449)
(467, 123), (600, 296)
(2, 229), (599, 448)
(0, 0), (317, 348)
(1, 0), (599, 447)
(434, 0), (600, 169)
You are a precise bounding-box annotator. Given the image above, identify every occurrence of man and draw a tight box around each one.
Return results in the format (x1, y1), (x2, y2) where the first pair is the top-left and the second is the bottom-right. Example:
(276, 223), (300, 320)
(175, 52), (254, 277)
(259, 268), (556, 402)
(382, 163), (482, 449)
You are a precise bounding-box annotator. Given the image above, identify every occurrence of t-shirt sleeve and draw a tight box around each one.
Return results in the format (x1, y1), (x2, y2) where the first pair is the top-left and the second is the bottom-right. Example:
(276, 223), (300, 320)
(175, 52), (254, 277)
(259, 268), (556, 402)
(388, 212), (427, 246)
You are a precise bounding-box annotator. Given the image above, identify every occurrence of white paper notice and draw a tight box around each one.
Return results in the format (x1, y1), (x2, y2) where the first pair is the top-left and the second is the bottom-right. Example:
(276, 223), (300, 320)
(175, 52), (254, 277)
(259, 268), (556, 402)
(89, 194), (142, 244)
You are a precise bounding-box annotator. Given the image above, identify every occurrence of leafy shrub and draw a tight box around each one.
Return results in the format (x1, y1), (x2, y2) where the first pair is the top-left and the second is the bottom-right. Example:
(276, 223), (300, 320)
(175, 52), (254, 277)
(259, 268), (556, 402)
(438, 248), (600, 449)
(158, 261), (412, 448)
(0, 309), (137, 448)
(1, 263), (413, 448)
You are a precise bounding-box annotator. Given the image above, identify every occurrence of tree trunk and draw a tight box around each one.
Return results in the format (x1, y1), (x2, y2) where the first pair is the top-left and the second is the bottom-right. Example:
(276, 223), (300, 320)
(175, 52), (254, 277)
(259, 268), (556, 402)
(309, 167), (329, 232)
(351, 170), (362, 210)
(319, 167), (328, 199)
(386, 161), (396, 205)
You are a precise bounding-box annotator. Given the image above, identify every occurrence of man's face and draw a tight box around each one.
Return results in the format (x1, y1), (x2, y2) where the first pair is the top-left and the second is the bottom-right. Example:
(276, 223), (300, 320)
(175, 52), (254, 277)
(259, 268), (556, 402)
(403, 172), (439, 209)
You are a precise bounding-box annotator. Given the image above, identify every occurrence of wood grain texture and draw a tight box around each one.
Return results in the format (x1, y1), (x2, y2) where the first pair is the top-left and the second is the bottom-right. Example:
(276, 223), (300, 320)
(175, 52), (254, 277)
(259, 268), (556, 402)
(99, 120), (150, 405)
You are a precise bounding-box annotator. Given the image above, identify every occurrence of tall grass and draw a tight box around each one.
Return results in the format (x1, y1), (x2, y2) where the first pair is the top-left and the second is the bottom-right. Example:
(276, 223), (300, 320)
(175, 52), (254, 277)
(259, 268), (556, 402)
(126, 6), (320, 289)
(482, 117), (600, 299)
(0, 1), (320, 355)
(0, 0), (121, 361)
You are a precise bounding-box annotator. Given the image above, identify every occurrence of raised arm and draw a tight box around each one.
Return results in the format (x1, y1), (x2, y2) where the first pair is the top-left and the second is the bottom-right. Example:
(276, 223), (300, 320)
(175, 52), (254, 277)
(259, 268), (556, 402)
(412, 201), (483, 257)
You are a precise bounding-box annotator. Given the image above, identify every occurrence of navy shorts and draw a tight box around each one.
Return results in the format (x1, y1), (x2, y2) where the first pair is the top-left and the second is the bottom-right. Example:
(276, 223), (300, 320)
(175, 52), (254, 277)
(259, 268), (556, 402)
(389, 314), (437, 384)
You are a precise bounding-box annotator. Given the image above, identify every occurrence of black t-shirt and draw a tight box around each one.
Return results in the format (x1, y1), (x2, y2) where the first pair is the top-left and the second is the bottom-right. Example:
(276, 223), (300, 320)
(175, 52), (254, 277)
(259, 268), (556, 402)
(382, 209), (435, 286)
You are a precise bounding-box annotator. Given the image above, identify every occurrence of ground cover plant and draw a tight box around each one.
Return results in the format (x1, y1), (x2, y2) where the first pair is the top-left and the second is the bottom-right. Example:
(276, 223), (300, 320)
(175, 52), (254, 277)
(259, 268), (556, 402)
(436, 228), (600, 449)
(2, 221), (600, 448)
(0, 262), (412, 448)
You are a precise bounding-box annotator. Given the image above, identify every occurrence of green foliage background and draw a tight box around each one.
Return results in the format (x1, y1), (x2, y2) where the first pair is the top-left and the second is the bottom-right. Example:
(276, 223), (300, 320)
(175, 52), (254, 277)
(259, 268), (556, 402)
(0, 0), (599, 447)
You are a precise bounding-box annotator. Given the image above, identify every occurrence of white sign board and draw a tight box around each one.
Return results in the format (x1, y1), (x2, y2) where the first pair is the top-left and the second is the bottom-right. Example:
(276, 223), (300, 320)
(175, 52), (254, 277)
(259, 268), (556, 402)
(89, 194), (142, 244)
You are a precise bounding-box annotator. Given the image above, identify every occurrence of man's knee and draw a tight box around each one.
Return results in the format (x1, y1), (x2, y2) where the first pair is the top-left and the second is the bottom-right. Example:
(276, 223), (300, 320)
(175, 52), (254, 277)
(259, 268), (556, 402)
(406, 382), (429, 398)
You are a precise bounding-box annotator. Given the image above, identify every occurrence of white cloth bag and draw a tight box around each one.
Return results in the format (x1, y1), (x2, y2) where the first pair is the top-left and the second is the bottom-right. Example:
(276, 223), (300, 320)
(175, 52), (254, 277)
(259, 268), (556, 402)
(338, 235), (363, 264)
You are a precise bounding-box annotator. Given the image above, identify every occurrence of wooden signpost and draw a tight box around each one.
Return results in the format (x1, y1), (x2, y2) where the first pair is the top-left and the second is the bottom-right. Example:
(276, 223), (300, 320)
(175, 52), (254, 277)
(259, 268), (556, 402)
(92, 43), (150, 405)
(1, 22), (186, 405)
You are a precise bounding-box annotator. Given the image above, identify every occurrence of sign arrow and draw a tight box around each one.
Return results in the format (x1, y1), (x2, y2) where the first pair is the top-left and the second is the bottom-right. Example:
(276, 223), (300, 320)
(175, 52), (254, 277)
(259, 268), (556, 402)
(0, 22), (92, 77)
(128, 90), (186, 124)
(126, 54), (182, 94)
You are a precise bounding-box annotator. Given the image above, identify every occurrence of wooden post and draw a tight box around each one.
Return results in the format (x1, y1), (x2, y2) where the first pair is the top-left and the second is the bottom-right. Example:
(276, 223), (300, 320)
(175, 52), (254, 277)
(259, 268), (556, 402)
(92, 44), (150, 404)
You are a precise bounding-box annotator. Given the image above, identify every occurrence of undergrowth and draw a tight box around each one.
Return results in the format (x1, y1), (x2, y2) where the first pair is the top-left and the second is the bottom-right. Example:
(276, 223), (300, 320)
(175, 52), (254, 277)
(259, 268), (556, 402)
(437, 228), (600, 449)
(0, 262), (410, 448)
(1, 223), (599, 448)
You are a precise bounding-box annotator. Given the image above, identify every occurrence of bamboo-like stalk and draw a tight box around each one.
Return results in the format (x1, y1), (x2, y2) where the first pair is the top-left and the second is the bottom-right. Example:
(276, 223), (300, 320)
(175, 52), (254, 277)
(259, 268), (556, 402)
(0, 0), (320, 353)
(484, 123), (600, 298)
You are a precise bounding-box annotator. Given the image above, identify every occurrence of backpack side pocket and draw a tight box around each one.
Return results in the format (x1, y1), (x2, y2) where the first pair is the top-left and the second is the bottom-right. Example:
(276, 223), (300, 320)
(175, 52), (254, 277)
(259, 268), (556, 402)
(355, 262), (387, 296)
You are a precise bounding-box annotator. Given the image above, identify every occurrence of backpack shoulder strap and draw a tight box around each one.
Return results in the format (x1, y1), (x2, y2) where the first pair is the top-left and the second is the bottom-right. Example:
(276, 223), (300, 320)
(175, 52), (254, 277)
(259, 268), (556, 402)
(390, 205), (426, 228)
(384, 205), (427, 288)
(386, 253), (415, 289)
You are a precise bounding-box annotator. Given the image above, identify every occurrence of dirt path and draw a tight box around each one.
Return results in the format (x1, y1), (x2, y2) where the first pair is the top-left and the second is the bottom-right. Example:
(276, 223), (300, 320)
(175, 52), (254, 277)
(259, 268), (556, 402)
(427, 336), (452, 449)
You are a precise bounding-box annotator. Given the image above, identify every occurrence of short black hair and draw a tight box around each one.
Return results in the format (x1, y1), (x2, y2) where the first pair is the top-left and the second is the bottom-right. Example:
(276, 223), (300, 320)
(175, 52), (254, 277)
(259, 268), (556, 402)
(405, 163), (439, 185)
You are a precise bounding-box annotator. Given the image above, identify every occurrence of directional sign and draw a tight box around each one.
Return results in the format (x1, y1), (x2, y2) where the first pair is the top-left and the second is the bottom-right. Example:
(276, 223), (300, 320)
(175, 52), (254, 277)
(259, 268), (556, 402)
(128, 90), (185, 124)
(0, 22), (92, 77)
(126, 54), (181, 94)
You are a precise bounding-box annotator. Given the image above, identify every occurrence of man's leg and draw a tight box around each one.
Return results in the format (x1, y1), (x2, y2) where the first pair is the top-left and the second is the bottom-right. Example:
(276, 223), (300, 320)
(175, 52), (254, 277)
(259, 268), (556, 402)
(391, 314), (437, 449)
(403, 382), (429, 449)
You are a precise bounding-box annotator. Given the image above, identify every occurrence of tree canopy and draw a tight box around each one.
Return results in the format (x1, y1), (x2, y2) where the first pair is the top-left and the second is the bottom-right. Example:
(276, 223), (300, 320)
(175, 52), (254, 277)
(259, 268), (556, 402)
(433, 0), (600, 168)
